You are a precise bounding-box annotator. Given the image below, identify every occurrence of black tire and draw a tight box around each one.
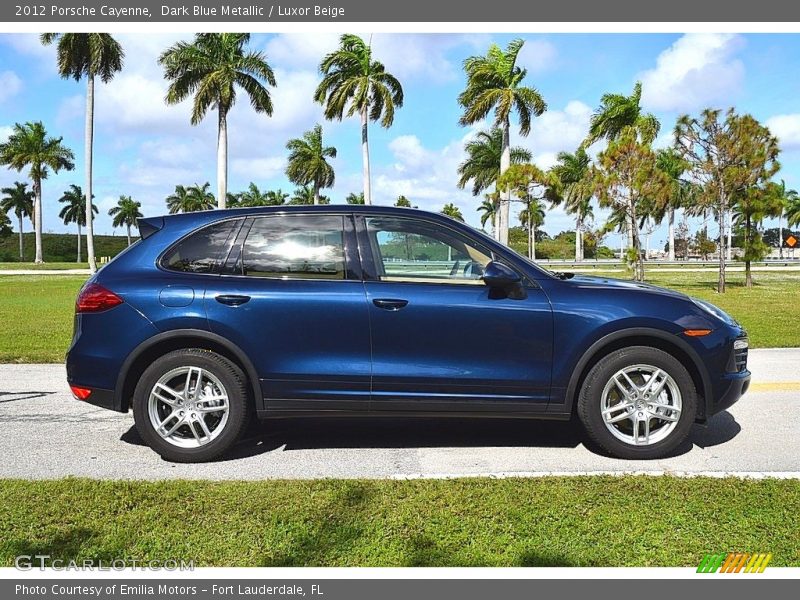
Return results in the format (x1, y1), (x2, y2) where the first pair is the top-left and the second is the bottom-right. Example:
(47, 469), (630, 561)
(577, 346), (697, 460)
(133, 348), (250, 463)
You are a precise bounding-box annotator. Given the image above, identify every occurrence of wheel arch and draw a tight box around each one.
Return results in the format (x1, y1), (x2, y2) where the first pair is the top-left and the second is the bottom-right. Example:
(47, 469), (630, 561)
(562, 327), (713, 422)
(115, 329), (262, 413)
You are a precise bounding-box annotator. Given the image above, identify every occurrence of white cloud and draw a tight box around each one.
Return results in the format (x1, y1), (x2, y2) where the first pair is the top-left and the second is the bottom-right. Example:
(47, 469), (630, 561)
(639, 33), (745, 112)
(0, 125), (12, 143)
(515, 100), (593, 168)
(767, 114), (800, 150)
(0, 70), (22, 103)
(263, 33), (340, 70)
(517, 39), (558, 74)
(230, 156), (286, 180)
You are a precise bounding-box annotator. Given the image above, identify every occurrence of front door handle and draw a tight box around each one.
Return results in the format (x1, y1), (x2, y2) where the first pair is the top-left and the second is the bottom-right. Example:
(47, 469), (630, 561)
(215, 294), (251, 307)
(373, 298), (409, 311)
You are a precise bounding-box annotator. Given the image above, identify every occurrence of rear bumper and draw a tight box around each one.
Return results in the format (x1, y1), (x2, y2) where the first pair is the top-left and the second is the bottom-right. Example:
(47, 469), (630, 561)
(67, 385), (123, 412)
(708, 369), (751, 417)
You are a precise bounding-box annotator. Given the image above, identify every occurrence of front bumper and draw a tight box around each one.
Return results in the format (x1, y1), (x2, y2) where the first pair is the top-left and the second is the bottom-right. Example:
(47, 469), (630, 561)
(708, 369), (751, 417)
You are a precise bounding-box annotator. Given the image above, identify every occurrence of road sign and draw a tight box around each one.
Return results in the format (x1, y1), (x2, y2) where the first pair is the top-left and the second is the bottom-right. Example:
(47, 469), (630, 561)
(786, 235), (798, 248)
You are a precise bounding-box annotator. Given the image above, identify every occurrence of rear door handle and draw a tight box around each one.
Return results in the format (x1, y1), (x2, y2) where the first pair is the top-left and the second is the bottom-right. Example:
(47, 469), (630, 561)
(215, 294), (251, 307)
(373, 298), (409, 311)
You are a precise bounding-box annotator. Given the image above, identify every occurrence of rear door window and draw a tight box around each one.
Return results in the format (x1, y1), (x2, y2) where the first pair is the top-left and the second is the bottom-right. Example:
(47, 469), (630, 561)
(161, 219), (240, 274)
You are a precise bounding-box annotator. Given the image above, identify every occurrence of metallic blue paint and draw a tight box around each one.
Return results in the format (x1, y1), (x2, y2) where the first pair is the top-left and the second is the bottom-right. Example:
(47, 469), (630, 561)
(66, 205), (750, 423)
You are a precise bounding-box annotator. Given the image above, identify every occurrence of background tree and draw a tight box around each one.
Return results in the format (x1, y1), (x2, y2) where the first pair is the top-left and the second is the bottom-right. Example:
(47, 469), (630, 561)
(458, 39), (546, 245)
(773, 179), (798, 259)
(289, 185), (330, 205)
(441, 203), (465, 222)
(692, 229), (717, 260)
(42, 33), (124, 274)
(315, 34), (403, 205)
(477, 195), (498, 233)
(394, 195), (412, 207)
(159, 33), (276, 209)
(592, 130), (670, 281)
(497, 163), (559, 261)
(457, 127), (531, 198)
(0, 182), (34, 261)
(108, 195), (143, 246)
(345, 192), (365, 205)
(550, 147), (594, 261)
(733, 182), (784, 287)
(787, 190), (800, 230)
(0, 122), (75, 263)
(166, 183), (216, 213)
(585, 82), (660, 147)
(285, 124), (336, 205)
(58, 184), (97, 262)
(0, 212), (11, 239)
(519, 198), (546, 260)
(654, 148), (694, 261)
(675, 108), (780, 292)
(232, 183), (288, 207)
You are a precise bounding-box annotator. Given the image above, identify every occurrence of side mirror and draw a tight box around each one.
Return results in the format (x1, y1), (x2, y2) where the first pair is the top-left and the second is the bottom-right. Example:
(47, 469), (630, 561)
(481, 261), (521, 289)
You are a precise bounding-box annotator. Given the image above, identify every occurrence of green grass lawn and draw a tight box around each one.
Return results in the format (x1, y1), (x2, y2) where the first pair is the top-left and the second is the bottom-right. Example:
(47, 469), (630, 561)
(0, 270), (798, 363)
(0, 262), (89, 270)
(0, 476), (797, 567)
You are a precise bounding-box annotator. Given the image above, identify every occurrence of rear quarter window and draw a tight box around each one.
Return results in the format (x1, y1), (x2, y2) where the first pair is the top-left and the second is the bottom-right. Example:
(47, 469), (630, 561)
(161, 219), (239, 274)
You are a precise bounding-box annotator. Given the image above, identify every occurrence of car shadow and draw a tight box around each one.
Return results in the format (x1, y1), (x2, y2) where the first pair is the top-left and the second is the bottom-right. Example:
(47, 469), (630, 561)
(120, 410), (742, 463)
(0, 391), (56, 403)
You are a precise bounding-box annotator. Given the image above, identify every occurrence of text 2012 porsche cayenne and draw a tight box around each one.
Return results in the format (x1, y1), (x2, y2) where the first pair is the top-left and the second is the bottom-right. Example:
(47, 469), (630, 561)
(66, 206), (750, 462)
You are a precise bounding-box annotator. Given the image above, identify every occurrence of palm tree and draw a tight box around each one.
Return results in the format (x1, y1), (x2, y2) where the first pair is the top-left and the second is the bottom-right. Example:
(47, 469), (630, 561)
(166, 183), (216, 213)
(345, 192), (365, 205)
(289, 184), (330, 205)
(394, 195), (412, 207)
(787, 192), (800, 229)
(58, 184), (97, 262)
(0, 182), (34, 261)
(285, 124), (337, 205)
(457, 128), (532, 201)
(550, 147), (594, 261)
(315, 34), (404, 205)
(0, 122), (75, 263)
(159, 34), (276, 209)
(477, 195), (498, 233)
(773, 179), (798, 259)
(458, 39), (547, 245)
(654, 148), (694, 261)
(234, 183), (288, 207)
(441, 203), (465, 222)
(41, 33), (124, 273)
(108, 195), (143, 246)
(584, 82), (660, 147)
(519, 198), (546, 261)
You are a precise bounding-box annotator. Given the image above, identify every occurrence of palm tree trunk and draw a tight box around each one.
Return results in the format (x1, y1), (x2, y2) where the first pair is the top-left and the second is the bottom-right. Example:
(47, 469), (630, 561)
(717, 198), (727, 293)
(726, 210), (733, 261)
(85, 74), (97, 274)
(217, 108), (228, 209)
(575, 216), (581, 261)
(745, 213), (753, 288)
(33, 181), (43, 264)
(126, 224), (131, 246)
(77, 223), (82, 263)
(313, 181), (320, 206)
(530, 223), (536, 261)
(361, 105), (372, 205)
(17, 214), (23, 261)
(779, 210), (784, 259)
(667, 207), (675, 261)
(498, 120), (511, 245)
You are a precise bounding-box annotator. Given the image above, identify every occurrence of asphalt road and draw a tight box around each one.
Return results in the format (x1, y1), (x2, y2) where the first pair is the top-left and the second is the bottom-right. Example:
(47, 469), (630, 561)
(0, 349), (798, 480)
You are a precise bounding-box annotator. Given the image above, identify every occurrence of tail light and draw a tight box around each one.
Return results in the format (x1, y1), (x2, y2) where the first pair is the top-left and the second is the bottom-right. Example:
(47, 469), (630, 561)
(70, 385), (92, 400)
(76, 283), (123, 313)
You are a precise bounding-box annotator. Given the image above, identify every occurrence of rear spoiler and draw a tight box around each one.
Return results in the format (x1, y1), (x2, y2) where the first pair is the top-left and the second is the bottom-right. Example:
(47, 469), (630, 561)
(138, 216), (164, 240)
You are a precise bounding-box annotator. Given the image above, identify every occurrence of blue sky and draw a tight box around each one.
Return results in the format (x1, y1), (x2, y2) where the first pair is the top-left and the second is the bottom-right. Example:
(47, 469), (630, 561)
(1, 32), (800, 248)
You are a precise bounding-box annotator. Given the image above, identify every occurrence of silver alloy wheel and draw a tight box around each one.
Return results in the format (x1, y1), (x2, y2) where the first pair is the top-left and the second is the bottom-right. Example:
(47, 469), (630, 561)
(147, 366), (230, 448)
(600, 363), (682, 447)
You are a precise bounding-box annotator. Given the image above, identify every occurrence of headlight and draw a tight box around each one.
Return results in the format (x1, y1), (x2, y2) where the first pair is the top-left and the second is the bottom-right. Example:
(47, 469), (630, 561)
(691, 298), (737, 326)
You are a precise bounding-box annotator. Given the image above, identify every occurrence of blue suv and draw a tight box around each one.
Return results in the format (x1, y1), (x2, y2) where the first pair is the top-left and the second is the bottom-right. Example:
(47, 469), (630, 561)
(66, 206), (750, 462)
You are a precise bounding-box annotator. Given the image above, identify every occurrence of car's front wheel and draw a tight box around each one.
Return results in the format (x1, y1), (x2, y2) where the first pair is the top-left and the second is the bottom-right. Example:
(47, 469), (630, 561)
(577, 346), (697, 459)
(133, 348), (250, 462)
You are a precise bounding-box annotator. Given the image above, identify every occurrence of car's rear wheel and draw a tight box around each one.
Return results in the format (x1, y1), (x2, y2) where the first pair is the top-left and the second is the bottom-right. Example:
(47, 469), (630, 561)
(577, 346), (697, 459)
(133, 349), (250, 462)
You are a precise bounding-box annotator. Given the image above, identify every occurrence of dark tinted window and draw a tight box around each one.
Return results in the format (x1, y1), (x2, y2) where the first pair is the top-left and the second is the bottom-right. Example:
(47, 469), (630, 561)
(240, 215), (346, 279)
(161, 219), (238, 274)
